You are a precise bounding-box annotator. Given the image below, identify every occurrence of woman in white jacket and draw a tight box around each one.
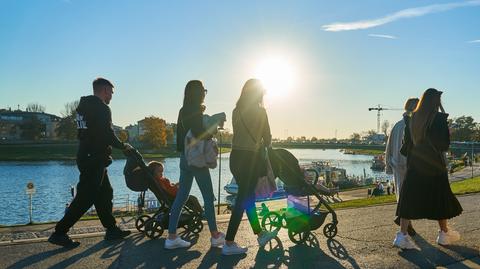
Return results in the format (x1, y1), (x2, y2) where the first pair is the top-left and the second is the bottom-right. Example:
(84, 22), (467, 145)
(385, 98), (418, 234)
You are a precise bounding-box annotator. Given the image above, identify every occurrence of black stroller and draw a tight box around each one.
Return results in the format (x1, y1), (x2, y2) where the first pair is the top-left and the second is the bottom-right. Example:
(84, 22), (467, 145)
(123, 149), (204, 239)
(260, 148), (339, 244)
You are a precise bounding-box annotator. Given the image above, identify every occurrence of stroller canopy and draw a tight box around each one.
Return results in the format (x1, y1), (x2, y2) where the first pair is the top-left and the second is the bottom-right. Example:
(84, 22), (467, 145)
(124, 149), (150, 192)
(268, 148), (307, 190)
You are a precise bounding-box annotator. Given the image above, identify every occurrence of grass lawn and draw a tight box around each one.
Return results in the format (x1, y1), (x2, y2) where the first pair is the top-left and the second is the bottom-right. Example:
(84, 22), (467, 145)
(332, 176), (480, 210)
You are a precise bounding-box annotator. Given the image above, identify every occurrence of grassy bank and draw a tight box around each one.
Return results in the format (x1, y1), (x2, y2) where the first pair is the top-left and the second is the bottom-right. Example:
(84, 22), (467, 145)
(332, 176), (480, 210)
(344, 149), (384, 156)
(0, 143), (231, 161)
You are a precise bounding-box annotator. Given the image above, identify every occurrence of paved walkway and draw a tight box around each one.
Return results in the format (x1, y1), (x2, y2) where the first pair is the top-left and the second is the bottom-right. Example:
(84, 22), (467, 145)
(0, 193), (478, 269)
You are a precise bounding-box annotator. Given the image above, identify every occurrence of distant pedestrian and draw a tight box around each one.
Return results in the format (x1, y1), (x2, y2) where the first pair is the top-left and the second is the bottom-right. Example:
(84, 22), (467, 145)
(222, 79), (277, 256)
(394, 88), (463, 250)
(48, 77), (133, 249)
(385, 97), (418, 236)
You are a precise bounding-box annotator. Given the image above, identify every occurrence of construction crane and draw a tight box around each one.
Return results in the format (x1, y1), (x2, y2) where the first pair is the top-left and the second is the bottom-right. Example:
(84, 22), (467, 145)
(368, 105), (402, 133)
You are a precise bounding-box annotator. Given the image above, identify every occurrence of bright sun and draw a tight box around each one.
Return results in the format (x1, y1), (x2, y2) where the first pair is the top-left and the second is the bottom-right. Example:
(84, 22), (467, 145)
(254, 57), (295, 98)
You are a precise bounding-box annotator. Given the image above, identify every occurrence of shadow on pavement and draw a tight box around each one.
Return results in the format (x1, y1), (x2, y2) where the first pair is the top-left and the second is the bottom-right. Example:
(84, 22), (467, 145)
(251, 233), (359, 269)
(107, 233), (202, 269)
(6, 245), (76, 269)
(398, 234), (478, 268)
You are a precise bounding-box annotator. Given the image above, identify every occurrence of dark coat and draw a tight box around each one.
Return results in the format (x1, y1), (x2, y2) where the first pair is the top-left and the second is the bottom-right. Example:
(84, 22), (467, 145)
(401, 112), (449, 176)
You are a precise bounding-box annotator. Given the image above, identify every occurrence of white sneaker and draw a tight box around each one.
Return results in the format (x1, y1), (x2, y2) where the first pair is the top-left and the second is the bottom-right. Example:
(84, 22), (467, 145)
(257, 230), (278, 248)
(211, 232), (226, 248)
(221, 242), (248, 255)
(437, 229), (461, 246)
(164, 237), (191, 249)
(393, 232), (419, 250)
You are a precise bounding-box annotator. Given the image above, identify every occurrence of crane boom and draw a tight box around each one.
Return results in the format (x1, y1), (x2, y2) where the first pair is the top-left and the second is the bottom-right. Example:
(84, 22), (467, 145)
(368, 105), (402, 133)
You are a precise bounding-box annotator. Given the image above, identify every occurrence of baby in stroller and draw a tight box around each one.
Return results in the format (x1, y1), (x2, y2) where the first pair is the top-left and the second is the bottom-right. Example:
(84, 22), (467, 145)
(147, 161), (202, 213)
(124, 150), (204, 239)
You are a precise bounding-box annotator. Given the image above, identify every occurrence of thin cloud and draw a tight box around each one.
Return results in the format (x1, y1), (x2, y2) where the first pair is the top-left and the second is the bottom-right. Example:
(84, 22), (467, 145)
(468, 39), (480, 43)
(323, 0), (480, 32)
(368, 34), (397, 39)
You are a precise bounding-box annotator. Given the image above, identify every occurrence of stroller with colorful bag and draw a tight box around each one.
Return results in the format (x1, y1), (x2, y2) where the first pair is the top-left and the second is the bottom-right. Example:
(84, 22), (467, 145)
(123, 149), (204, 239)
(260, 148), (339, 244)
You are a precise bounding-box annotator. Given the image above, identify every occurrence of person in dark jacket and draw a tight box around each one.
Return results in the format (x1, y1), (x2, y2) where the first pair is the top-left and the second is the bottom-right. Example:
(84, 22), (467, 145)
(48, 78), (133, 248)
(393, 88), (463, 250)
(165, 80), (225, 250)
(222, 79), (276, 256)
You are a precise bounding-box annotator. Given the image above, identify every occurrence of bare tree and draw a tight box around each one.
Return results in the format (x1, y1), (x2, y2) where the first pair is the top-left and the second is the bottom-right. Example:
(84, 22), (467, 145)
(25, 103), (46, 113)
(381, 120), (390, 137)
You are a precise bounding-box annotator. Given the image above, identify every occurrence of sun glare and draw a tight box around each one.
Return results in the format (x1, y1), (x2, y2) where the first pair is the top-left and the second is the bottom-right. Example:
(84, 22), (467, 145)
(254, 57), (295, 98)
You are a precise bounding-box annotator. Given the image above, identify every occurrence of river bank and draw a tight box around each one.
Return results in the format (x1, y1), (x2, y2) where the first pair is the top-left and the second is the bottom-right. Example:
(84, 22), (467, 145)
(0, 143), (231, 161)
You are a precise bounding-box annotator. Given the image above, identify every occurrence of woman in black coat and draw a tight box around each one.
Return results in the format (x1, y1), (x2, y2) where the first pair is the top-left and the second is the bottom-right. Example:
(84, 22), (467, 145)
(393, 88), (463, 250)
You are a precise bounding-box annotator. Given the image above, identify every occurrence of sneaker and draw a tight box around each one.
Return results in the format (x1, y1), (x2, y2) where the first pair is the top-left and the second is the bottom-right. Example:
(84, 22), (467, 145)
(222, 242), (248, 255)
(211, 232), (226, 248)
(257, 230), (277, 248)
(104, 227), (131, 240)
(48, 232), (80, 248)
(393, 232), (419, 250)
(437, 229), (461, 246)
(164, 237), (191, 249)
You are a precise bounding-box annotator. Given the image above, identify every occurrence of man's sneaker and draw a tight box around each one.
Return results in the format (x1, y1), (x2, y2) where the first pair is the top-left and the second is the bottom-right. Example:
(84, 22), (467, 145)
(104, 227), (131, 240)
(48, 232), (80, 248)
(164, 237), (191, 249)
(257, 230), (277, 247)
(210, 232), (226, 248)
(222, 242), (248, 255)
(437, 229), (461, 246)
(393, 232), (419, 250)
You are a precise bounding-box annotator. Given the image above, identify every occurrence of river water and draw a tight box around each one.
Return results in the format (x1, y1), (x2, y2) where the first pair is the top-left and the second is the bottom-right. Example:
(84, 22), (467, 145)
(0, 149), (389, 225)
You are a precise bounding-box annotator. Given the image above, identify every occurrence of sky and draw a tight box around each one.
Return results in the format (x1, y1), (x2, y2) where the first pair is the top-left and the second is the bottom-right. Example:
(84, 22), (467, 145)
(1, 0), (479, 139)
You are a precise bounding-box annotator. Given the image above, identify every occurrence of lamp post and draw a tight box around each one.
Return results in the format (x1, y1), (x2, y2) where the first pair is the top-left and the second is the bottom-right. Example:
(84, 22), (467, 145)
(217, 127), (224, 215)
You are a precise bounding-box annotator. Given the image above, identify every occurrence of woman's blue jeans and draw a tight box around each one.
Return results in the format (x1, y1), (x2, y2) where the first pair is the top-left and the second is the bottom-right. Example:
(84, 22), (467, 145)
(168, 153), (218, 234)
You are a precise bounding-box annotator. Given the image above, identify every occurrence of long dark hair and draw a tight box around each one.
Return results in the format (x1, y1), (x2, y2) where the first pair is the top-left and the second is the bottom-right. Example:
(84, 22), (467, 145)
(411, 88), (442, 145)
(235, 79), (265, 110)
(182, 80), (206, 110)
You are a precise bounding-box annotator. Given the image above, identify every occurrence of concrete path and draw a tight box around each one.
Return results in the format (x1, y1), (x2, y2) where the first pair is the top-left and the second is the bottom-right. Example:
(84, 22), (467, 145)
(0, 193), (478, 269)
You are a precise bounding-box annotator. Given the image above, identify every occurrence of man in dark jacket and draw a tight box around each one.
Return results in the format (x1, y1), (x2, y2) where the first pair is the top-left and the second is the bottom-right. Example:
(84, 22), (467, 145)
(48, 78), (133, 248)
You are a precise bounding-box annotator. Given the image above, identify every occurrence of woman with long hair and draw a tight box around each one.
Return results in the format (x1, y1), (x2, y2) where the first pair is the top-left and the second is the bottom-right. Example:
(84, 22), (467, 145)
(393, 88), (463, 249)
(222, 79), (277, 255)
(164, 80), (225, 249)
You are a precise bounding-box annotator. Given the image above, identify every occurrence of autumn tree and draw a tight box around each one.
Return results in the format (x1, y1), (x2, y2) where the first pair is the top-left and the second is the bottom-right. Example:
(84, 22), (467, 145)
(139, 116), (167, 149)
(117, 130), (129, 142)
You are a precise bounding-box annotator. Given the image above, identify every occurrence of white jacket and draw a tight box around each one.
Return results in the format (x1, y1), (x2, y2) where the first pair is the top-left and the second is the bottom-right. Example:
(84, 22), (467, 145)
(385, 116), (407, 200)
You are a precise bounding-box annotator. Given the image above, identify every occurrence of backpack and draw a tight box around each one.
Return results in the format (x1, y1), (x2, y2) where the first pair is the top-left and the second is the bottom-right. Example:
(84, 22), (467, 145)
(184, 130), (218, 169)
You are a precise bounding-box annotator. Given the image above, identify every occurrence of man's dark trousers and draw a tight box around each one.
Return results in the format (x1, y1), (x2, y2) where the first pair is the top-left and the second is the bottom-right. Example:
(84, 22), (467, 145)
(55, 164), (116, 234)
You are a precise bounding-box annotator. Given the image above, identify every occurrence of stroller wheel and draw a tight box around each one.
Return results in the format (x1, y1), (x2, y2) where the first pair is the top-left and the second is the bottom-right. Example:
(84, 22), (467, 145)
(188, 216), (204, 234)
(323, 223), (338, 239)
(135, 215), (151, 233)
(288, 230), (309, 244)
(261, 212), (282, 233)
(145, 220), (164, 239)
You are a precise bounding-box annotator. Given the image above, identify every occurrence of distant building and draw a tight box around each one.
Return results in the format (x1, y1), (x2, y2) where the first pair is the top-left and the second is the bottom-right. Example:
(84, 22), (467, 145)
(0, 109), (61, 141)
(125, 124), (140, 141)
(363, 134), (386, 145)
